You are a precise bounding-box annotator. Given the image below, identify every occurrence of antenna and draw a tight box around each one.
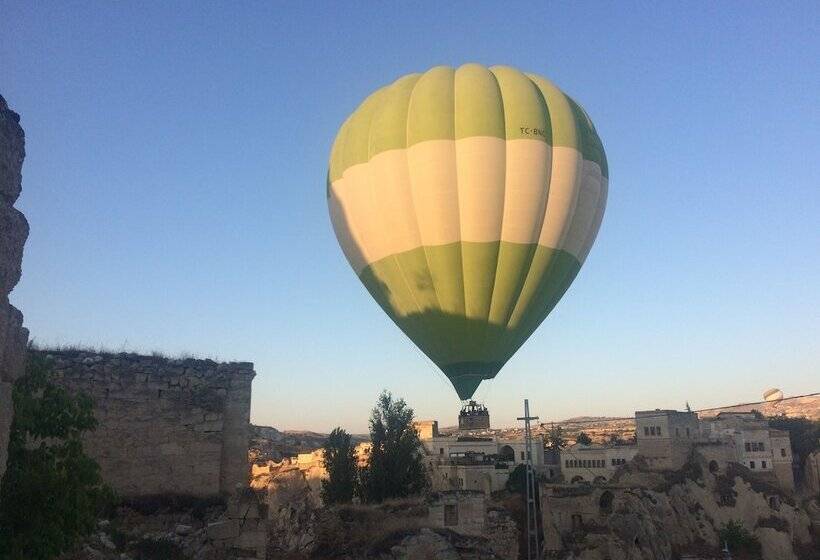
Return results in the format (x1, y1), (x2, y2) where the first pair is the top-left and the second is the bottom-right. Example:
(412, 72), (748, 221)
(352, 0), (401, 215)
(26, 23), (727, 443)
(518, 399), (541, 560)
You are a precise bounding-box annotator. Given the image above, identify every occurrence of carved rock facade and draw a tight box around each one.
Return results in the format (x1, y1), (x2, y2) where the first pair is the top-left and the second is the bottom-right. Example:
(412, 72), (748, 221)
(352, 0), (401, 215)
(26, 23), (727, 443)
(0, 95), (30, 484)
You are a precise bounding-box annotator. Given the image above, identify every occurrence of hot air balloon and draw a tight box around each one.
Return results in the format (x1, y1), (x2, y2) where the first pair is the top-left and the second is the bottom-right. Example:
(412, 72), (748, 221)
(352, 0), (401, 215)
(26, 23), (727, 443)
(327, 64), (608, 400)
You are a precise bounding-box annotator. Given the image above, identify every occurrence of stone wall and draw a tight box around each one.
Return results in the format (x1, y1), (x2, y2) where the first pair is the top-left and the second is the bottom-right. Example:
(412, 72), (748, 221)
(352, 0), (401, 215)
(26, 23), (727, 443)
(32, 349), (254, 498)
(0, 95), (30, 485)
(427, 490), (486, 536)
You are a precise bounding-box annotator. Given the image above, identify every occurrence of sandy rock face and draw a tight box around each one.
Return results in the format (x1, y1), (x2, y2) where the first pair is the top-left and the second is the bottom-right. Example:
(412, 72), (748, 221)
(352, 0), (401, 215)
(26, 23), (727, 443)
(542, 458), (815, 560)
(0, 94), (30, 485)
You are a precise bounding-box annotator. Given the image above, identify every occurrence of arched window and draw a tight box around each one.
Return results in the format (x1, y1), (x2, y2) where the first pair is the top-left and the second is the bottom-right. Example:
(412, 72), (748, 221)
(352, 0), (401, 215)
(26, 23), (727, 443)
(599, 490), (614, 514)
(499, 445), (514, 461)
(708, 460), (719, 474)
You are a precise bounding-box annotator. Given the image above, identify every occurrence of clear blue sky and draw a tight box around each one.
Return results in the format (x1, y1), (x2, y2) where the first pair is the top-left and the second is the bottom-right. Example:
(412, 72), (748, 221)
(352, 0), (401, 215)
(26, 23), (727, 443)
(3, 3), (818, 433)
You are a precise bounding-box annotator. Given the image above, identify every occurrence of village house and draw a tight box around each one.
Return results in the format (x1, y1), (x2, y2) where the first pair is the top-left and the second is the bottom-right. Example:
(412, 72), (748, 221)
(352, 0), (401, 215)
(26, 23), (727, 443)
(414, 419), (546, 494)
(559, 443), (637, 484)
(635, 409), (700, 470)
(699, 411), (795, 490)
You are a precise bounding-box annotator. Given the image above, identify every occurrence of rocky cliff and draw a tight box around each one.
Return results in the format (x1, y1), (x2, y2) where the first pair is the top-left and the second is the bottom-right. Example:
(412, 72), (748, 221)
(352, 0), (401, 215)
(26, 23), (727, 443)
(542, 458), (818, 559)
(0, 95), (30, 484)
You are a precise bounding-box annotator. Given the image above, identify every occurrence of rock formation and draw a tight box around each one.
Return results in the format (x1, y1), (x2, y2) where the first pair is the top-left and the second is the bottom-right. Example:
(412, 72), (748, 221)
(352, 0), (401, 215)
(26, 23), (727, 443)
(541, 457), (817, 559)
(0, 94), (30, 485)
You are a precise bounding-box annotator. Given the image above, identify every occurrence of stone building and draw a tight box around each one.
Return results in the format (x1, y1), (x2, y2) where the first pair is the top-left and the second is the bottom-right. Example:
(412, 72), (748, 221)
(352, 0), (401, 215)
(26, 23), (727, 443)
(539, 484), (620, 553)
(35, 349), (255, 498)
(635, 409), (700, 469)
(418, 416), (547, 495)
(427, 490), (487, 535)
(413, 419), (439, 439)
(700, 411), (795, 491)
(0, 96), (29, 486)
(421, 432), (546, 467)
(559, 443), (637, 484)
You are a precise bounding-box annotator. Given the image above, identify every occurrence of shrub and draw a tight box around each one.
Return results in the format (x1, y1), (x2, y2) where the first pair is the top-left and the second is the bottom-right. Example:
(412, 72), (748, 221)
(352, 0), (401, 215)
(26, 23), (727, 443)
(0, 354), (114, 560)
(575, 432), (592, 445)
(718, 520), (761, 556)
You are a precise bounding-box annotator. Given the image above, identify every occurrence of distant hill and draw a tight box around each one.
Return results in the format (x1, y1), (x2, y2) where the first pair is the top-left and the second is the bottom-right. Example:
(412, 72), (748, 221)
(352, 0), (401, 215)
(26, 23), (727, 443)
(250, 395), (819, 456)
(697, 394), (819, 420)
(452, 395), (820, 444)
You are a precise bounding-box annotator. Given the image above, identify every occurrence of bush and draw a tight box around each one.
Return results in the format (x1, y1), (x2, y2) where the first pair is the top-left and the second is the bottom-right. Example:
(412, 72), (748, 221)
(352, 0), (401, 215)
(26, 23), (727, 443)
(506, 464), (526, 494)
(718, 520), (761, 556)
(0, 354), (114, 560)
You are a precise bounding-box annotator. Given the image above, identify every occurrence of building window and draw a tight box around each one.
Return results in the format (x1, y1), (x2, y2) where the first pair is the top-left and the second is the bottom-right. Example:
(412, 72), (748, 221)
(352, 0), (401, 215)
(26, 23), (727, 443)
(444, 504), (459, 526)
(644, 427), (649, 436)
(676, 428), (680, 437)
(440, 448), (444, 455)
(565, 460), (570, 467)
(750, 461), (755, 469)
(758, 442), (764, 451)
(611, 458), (616, 466)
(520, 451), (525, 461)
(745, 442), (751, 452)
(781, 448), (786, 457)
(686, 427), (690, 437)
(656, 426), (661, 436)
(762, 461), (767, 469)
(650, 426), (655, 436)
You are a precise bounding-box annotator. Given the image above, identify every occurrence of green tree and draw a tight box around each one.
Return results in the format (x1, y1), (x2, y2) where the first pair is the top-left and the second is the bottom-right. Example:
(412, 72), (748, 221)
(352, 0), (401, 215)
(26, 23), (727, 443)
(608, 433), (625, 445)
(544, 424), (567, 450)
(575, 432), (592, 446)
(0, 354), (113, 559)
(359, 391), (428, 503)
(321, 427), (357, 505)
(718, 520), (761, 556)
(506, 463), (527, 493)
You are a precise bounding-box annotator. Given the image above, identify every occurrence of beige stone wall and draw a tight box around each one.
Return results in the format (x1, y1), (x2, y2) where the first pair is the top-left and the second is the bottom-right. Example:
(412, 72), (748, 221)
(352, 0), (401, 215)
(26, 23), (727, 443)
(0, 95), (30, 485)
(428, 491), (486, 536)
(32, 349), (254, 498)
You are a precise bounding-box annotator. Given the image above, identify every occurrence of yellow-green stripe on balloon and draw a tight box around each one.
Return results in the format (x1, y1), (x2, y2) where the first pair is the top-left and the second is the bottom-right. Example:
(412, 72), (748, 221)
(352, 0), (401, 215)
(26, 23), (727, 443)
(328, 63), (608, 400)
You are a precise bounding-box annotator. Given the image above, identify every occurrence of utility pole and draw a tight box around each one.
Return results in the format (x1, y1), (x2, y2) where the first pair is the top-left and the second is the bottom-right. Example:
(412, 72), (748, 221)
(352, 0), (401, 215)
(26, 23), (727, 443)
(518, 399), (541, 560)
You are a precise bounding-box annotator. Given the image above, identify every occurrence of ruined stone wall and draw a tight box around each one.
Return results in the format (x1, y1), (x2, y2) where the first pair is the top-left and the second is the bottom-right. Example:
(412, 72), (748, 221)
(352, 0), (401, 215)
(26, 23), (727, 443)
(0, 95), (30, 485)
(32, 349), (254, 498)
